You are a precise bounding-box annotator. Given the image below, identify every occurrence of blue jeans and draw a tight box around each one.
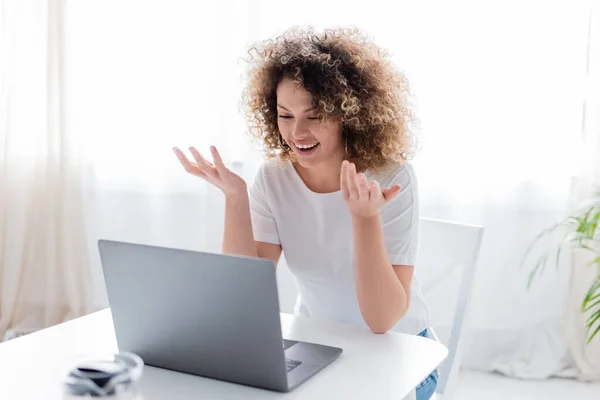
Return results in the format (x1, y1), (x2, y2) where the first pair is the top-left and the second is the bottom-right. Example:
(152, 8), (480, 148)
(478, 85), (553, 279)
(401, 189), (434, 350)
(415, 328), (439, 400)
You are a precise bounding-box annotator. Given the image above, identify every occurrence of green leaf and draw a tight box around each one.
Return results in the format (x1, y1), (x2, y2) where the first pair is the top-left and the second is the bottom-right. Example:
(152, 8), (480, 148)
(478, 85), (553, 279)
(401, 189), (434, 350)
(588, 257), (600, 267)
(590, 210), (600, 236)
(585, 307), (600, 343)
(555, 245), (562, 271)
(568, 216), (582, 224)
(583, 294), (600, 312)
(583, 298), (600, 313)
(527, 253), (550, 289)
(580, 244), (595, 252)
(585, 309), (600, 329)
(520, 227), (555, 270)
(527, 265), (540, 289)
(583, 293), (600, 312)
(522, 199), (600, 343)
(584, 280), (600, 303)
(588, 322), (600, 344)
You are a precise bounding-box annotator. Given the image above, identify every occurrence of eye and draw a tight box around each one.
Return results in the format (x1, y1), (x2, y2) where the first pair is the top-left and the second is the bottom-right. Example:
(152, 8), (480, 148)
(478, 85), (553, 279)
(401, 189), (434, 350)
(278, 115), (292, 119)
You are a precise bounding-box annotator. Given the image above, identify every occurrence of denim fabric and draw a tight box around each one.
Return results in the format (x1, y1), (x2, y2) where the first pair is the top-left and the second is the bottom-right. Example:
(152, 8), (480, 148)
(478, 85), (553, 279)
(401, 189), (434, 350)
(414, 328), (439, 400)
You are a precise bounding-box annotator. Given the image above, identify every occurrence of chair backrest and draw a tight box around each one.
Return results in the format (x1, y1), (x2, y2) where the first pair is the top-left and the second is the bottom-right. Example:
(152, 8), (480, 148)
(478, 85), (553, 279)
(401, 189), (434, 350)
(417, 218), (484, 400)
(274, 217), (484, 399)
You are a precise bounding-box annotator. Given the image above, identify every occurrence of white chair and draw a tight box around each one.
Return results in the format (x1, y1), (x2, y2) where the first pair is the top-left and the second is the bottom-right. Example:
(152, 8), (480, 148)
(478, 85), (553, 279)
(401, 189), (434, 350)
(417, 218), (484, 400)
(275, 217), (484, 400)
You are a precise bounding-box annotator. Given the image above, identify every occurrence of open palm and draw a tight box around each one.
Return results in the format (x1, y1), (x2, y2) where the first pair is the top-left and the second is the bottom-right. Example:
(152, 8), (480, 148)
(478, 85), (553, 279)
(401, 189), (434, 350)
(173, 146), (247, 196)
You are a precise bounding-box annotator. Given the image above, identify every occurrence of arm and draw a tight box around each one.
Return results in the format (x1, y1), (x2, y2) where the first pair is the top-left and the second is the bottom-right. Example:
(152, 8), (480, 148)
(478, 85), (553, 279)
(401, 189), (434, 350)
(223, 191), (257, 257)
(173, 146), (282, 266)
(352, 214), (413, 334)
(223, 192), (283, 266)
(341, 160), (416, 334)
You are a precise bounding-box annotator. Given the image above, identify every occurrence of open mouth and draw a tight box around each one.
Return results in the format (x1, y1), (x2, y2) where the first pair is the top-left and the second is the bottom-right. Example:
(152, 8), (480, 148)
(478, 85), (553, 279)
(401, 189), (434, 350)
(293, 142), (320, 155)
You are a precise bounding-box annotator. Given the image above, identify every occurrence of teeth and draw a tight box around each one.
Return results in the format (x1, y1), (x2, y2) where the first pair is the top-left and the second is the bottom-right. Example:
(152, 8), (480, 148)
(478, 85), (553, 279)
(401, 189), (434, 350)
(296, 143), (318, 149)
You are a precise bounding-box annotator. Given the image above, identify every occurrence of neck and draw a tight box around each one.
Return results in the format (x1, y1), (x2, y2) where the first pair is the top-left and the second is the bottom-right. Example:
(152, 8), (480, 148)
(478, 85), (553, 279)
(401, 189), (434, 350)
(294, 155), (345, 194)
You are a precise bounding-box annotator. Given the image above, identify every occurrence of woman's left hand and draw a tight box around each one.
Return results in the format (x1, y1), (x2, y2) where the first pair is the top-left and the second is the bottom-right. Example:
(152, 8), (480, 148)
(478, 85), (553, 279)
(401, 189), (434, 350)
(341, 160), (401, 218)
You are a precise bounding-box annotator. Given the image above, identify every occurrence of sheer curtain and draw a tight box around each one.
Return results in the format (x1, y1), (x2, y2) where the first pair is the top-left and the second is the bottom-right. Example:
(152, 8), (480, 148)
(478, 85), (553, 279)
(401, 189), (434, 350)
(0, 0), (92, 340)
(65, 0), (591, 378)
(568, 1), (600, 380)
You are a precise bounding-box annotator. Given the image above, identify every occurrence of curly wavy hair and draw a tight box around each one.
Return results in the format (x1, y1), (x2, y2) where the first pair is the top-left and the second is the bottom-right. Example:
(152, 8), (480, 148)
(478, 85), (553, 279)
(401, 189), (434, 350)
(240, 26), (418, 173)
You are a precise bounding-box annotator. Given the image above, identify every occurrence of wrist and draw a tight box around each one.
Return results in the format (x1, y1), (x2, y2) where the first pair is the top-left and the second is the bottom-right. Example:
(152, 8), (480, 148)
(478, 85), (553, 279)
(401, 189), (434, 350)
(224, 186), (249, 204)
(351, 213), (381, 226)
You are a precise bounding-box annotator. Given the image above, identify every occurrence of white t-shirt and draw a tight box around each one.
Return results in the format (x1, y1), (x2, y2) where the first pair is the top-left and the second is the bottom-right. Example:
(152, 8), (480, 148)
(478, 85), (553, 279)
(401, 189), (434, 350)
(249, 160), (430, 335)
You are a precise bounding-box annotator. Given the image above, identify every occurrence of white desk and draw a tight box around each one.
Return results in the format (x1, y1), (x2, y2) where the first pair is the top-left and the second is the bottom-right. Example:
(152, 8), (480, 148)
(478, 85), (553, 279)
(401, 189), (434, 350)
(0, 309), (447, 399)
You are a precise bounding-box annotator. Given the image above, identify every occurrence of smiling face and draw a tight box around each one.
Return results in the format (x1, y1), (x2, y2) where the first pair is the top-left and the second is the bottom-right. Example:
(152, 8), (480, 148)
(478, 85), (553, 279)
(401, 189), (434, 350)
(276, 77), (345, 170)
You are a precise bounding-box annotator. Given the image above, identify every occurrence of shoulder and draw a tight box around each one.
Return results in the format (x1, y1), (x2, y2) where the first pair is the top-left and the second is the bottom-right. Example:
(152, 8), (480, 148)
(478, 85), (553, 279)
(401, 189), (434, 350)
(251, 159), (295, 193)
(375, 162), (419, 225)
(255, 159), (292, 182)
(371, 161), (419, 216)
(368, 161), (417, 190)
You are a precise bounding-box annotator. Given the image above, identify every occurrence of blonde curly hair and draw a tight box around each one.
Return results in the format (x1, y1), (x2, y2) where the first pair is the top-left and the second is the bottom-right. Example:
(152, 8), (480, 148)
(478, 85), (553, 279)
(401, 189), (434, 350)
(241, 26), (418, 172)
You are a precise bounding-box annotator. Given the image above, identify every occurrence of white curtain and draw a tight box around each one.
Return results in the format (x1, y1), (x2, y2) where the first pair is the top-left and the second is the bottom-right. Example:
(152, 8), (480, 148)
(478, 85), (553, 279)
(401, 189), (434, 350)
(0, 0), (92, 339)
(567, 1), (600, 381)
(65, 0), (592, 378)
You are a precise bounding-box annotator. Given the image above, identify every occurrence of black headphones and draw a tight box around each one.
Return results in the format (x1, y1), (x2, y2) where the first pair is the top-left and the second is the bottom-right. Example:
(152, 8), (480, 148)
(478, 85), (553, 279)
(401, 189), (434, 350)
(63, 352), (144, 397)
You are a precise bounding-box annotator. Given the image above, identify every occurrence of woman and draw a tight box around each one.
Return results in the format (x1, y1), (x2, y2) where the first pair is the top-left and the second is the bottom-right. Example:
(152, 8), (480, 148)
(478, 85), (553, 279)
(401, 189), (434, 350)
(173, 26), (437, 399)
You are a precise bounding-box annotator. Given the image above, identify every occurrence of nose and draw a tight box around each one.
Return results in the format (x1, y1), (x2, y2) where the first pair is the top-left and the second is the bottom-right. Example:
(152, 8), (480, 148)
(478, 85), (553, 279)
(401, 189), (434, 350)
(291, 120), (310, 140)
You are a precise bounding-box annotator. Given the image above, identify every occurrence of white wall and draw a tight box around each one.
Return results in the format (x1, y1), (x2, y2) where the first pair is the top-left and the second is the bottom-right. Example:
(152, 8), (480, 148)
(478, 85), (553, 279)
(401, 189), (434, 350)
(86, 186), (299, 314)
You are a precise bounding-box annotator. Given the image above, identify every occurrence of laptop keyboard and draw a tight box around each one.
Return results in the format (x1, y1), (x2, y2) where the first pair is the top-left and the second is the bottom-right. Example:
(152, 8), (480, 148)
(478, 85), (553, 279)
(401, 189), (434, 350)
(286, 359), (302, 372)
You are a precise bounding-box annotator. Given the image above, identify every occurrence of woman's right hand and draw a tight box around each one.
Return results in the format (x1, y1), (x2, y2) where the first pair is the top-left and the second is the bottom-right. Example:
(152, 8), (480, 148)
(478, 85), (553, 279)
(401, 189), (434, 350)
(173, 146), (247, 197)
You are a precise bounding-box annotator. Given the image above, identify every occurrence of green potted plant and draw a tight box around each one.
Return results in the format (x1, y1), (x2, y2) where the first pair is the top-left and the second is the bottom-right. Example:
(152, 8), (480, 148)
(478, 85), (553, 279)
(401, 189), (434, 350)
(523, 191), (600, 343)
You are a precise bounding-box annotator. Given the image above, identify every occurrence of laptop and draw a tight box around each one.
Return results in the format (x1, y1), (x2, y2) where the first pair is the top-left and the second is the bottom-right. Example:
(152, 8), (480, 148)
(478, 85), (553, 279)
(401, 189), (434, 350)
(98, 239), (343, 392)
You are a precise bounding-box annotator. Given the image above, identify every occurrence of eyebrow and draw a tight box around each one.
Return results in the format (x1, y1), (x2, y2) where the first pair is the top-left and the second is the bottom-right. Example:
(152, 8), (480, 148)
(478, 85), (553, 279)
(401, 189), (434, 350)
(277, 104), (316, 113)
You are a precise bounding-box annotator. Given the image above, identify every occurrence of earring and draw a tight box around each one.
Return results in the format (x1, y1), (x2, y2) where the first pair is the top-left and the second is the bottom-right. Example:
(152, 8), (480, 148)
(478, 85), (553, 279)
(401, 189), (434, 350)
(280, 134), (289, 148)
(344, 135), (348, 155)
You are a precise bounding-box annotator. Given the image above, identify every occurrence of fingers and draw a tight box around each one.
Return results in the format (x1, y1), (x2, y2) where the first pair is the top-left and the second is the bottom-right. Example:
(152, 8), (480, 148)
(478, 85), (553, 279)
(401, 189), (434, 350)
(189, 147), (212, 167)
(344, 162), (371, 200)
(382, 184), (402, 202)
(369, 180), (381, 199)
(173, 146), (231, 182)
(210, 146), (228, 175)
(341, 161), (350, 200)
(347, 162), (359, 199)
(189, 147), (217, 178)
(357, 173), (369, 199)
(173, 147), (205, 177)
